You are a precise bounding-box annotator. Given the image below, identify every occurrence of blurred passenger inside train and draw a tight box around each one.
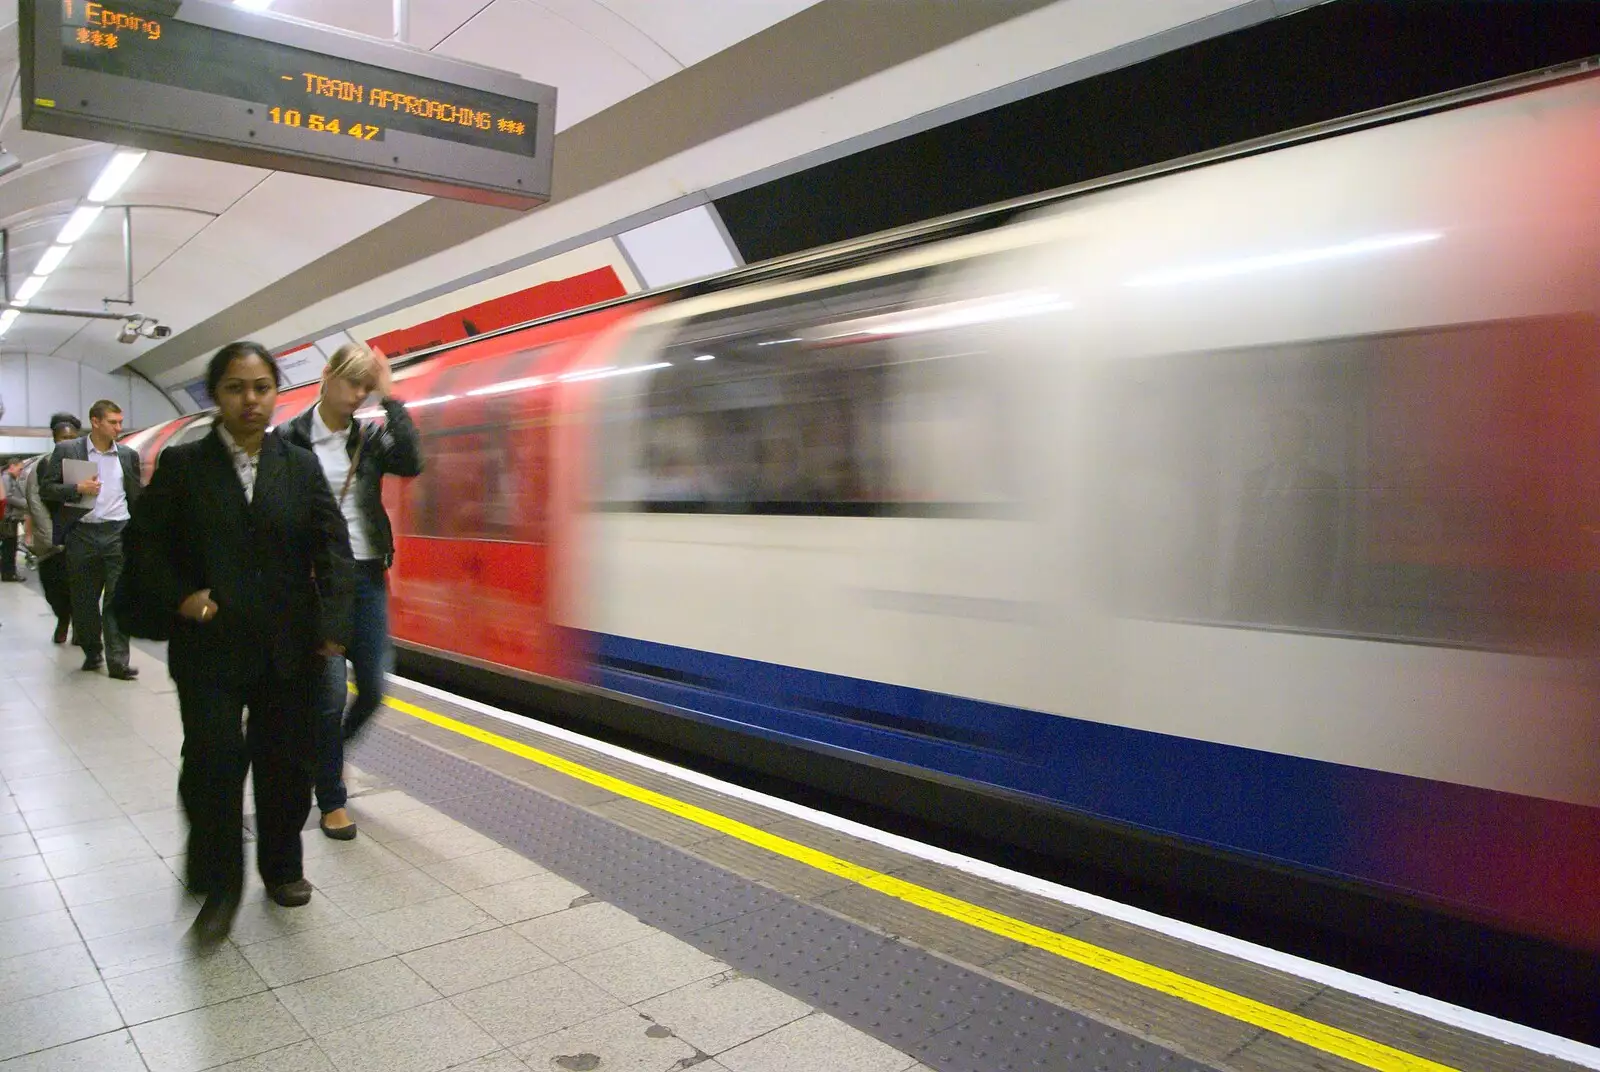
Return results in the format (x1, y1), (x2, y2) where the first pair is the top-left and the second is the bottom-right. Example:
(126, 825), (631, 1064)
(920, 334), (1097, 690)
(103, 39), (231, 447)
(122, 341), (353, 942)
(22, 413), (85, 642)
(1227, 410), (1339, 626)
(279, 343), (423, 842)
(638, 417), (719, 504)
(1, 457), (26, 582)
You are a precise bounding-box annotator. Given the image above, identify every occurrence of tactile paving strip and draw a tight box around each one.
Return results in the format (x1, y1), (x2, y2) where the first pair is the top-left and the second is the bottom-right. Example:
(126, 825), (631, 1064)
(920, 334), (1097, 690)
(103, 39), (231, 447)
(348, 720), (1223, 1072)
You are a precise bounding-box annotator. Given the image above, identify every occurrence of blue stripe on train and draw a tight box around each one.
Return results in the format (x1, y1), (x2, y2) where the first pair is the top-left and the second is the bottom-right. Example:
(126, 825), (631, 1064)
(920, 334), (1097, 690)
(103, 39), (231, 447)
(586, 631), (1600, 945)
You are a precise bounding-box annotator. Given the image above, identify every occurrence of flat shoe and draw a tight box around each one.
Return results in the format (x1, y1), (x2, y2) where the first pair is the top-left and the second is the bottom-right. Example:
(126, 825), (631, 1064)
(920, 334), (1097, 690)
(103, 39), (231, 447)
(191, 889), (240, 946)
(268, 878), (313, 907)
(319, 816), (358, 841)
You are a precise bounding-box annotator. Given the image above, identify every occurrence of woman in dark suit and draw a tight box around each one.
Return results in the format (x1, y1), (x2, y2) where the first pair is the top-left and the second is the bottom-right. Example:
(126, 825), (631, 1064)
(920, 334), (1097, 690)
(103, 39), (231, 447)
(125, 341), (353, 942)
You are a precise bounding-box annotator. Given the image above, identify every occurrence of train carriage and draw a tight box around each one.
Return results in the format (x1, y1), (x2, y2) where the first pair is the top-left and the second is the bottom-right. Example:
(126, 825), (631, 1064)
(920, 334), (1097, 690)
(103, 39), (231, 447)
(129, 64), (1600, 960)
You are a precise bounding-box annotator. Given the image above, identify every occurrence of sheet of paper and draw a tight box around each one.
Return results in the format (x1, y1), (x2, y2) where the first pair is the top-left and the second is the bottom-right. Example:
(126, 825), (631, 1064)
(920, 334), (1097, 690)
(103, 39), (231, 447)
(60, 459), (99, 508)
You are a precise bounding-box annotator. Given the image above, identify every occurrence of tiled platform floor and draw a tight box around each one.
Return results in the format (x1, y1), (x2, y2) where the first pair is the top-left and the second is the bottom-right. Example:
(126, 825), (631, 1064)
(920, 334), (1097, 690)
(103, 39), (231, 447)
(0, 576), (931, 1071)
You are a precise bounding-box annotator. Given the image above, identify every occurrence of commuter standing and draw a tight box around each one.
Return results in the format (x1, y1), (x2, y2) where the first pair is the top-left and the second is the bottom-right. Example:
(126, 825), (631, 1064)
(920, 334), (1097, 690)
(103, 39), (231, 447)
(1, 458), (25, 582)
(279, 344), (422, 841)
(24, 414), (85, 642)
(39, 401), (142, 678)
(122, 341), (352, 943)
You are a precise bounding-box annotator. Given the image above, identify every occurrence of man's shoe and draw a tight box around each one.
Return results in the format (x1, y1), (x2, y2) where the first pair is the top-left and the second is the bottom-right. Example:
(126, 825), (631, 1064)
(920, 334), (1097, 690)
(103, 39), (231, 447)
(52, 620), (68, 644)
(81, 654), (103, 672)
(268, 878), (314, 907)
(190, 889), (240, 946)
(107, 665), (139, 681)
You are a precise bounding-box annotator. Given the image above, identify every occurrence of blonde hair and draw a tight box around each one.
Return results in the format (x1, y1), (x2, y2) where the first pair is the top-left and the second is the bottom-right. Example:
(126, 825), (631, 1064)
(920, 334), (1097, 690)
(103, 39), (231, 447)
(326, 344), (380, 390)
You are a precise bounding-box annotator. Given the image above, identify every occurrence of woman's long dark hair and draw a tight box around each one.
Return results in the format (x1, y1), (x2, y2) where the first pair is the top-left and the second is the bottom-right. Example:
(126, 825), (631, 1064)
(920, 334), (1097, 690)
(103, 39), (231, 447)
(205, 341), (283, 402)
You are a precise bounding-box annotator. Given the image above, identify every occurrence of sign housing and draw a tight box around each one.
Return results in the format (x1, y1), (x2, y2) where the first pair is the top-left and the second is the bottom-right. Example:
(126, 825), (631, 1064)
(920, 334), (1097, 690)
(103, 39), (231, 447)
(21, 0), (557, 209)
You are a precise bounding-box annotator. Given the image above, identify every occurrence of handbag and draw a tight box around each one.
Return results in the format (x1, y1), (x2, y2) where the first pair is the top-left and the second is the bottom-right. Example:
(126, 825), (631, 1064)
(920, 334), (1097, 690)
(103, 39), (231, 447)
(111, 448), (177, 642)
(111, 520), (174, 642)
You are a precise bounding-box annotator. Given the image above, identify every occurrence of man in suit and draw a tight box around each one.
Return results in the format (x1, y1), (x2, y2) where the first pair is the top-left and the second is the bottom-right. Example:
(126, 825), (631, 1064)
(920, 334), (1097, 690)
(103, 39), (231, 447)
(40, 399), (143, 679)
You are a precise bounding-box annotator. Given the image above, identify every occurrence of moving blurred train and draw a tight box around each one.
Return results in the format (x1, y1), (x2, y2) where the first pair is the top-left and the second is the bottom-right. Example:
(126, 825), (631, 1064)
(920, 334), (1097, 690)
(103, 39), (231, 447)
(127, 63), (1600, 973)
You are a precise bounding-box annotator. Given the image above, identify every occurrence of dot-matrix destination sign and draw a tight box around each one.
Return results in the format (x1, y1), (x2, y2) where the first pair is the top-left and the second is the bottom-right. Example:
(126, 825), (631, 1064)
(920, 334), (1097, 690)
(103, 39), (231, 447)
(22, 0), (556, 209)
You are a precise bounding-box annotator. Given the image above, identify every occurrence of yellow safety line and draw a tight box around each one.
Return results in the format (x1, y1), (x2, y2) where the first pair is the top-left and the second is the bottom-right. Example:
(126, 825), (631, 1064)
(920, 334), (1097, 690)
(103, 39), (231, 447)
(379, 691), (1462, 1072)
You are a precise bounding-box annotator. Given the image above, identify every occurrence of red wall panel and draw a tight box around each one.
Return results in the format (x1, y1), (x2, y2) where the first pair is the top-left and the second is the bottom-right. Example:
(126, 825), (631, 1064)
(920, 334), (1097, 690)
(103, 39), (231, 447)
(366, 266), (628, 358)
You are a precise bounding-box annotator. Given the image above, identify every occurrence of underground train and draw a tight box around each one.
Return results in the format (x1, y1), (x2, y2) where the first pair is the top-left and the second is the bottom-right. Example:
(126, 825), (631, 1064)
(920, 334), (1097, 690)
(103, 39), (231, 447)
(127, 63), (1600, 957)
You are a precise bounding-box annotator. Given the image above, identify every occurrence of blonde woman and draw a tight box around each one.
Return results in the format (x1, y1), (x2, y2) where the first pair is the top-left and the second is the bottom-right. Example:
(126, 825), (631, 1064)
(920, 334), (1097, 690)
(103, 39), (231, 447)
(279, 344), (423, 839)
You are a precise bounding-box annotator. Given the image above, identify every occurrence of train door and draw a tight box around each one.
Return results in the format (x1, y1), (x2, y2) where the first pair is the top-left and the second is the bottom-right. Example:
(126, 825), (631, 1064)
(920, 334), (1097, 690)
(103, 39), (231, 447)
(388, 344), (567, 676)
(123, 415), (197, 483)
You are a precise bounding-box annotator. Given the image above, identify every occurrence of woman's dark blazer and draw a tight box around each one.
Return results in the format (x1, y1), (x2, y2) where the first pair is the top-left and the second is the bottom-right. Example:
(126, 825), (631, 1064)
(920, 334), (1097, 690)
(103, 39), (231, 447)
(125, 428), (354, 687)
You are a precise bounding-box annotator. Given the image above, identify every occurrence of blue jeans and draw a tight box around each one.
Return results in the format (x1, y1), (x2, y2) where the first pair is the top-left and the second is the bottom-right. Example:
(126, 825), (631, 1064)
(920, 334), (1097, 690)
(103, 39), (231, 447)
(314, 562), (392, 814)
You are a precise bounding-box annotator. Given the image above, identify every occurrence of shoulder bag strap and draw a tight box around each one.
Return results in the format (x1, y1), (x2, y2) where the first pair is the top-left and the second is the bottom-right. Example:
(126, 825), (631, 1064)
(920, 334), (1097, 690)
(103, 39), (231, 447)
(338, 427), (366, 507)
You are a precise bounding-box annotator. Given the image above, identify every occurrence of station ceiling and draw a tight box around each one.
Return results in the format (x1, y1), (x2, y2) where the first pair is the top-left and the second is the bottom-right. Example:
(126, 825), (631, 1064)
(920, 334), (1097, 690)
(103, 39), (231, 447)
(0, 0), (1255, 383)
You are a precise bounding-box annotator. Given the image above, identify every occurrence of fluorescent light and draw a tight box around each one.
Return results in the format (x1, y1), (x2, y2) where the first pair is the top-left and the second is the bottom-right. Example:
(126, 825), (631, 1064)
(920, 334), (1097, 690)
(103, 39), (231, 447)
(694, 354), (716, 362)
(34, 245), (70, 276)
(86, 150), (146, 203)
(559, 363), (671, 383)
(13, 276), (47, 305)
(466, 376), (548, 397)
(56, 205), (103, 244)
(233, 0), (274, 9)
(557, 366), (615, 381)
(1124, 231), (1442, 288)
(0, 309), (19, 337)
(814, 291), (1071, 341)
(405, 395), (457, 409)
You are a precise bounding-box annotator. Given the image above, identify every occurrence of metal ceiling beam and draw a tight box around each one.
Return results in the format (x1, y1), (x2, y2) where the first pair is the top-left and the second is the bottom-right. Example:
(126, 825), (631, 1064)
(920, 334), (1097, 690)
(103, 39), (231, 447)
(8, 305), (141, 321)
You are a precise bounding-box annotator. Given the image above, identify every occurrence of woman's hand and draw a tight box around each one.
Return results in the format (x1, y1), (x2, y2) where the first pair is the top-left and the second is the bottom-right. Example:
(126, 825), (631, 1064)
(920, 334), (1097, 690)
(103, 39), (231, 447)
(179, 589), (218, 623)
(373, 349), (394, 400)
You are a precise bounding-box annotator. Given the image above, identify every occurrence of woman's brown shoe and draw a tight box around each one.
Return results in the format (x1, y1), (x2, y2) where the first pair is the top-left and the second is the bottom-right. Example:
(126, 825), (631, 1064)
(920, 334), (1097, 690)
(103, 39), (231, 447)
(319, 809), (358, 841)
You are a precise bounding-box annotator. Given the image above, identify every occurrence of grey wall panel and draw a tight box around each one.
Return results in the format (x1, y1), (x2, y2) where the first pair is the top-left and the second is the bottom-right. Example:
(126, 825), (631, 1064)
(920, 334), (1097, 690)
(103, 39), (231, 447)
(26, 354), (81, 427)
(128, 374), (175, 429)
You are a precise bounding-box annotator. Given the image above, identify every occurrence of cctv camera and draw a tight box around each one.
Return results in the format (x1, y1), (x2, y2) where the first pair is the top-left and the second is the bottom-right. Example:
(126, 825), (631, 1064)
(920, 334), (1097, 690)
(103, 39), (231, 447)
(117, 319), (140, 344)
(150, 324), (172, 339)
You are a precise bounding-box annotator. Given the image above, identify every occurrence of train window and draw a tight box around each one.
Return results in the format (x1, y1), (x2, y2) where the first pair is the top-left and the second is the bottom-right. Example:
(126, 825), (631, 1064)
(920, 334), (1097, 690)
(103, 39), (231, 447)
(404, 346), (552, 543)
(160, 416), (214, 454)
(598, 271), (1014, 515)
(1096, 316), (1600, 653)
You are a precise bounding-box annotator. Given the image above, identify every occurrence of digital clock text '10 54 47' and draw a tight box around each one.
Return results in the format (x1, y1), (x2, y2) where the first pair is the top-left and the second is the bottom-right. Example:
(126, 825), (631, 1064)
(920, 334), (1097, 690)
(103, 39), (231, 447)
(269, 108), (380, 139)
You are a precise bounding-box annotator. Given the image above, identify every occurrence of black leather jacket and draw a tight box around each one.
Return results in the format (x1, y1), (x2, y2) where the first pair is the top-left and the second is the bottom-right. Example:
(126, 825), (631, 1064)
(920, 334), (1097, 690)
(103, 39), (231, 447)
(278, 397), (423, 568)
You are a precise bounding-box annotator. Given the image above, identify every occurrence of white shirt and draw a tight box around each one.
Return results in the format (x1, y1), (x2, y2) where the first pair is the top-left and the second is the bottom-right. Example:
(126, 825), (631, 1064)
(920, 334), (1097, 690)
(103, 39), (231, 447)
(310, 405), (376, 560)
(83, 439), (130, 523)
(215, 425), (260, 504)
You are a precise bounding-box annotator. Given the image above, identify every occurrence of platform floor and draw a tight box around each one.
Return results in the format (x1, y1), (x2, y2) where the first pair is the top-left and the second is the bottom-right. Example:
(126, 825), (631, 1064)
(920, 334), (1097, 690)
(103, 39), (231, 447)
(0, 579), (934, 1072)
(0, 574), (1590, 1072)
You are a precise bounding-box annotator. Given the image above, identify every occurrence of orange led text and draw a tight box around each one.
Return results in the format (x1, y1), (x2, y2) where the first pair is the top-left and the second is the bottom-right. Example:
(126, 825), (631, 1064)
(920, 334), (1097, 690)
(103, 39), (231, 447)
(68, 1), (162, 41)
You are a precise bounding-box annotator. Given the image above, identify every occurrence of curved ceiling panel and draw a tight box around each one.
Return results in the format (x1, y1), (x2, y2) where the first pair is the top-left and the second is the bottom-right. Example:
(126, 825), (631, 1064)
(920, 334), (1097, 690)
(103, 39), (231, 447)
(430, 0), (654, 131)
(595, 0), (819, 68)
(522, 0), (682, 82)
